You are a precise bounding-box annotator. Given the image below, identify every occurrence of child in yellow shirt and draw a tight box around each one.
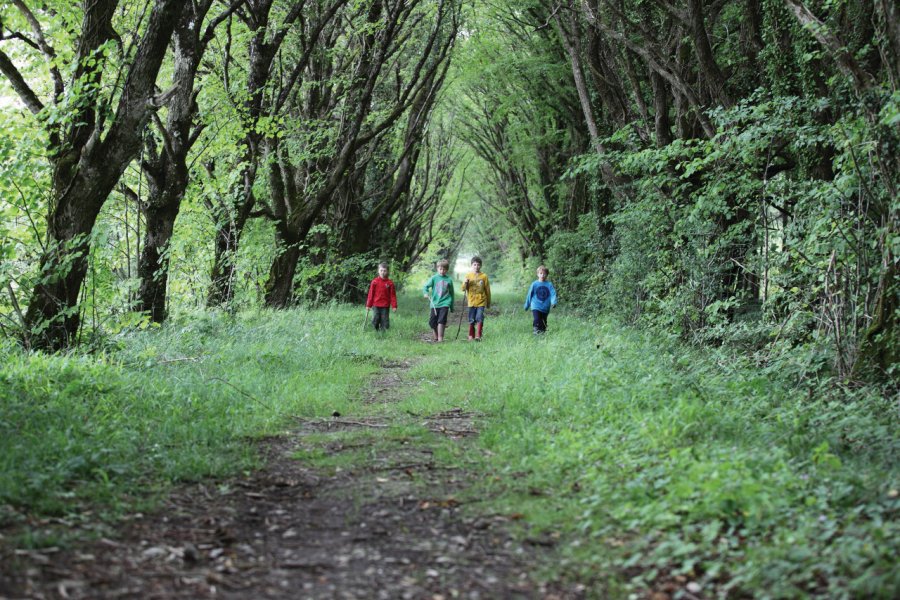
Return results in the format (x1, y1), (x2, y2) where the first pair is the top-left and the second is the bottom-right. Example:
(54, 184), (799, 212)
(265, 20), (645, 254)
(462, 256), (491, 341)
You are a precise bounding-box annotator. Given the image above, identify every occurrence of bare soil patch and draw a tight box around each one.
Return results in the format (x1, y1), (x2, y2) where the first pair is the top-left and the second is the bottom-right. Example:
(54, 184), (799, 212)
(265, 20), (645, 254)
(362, 359), (416, 404)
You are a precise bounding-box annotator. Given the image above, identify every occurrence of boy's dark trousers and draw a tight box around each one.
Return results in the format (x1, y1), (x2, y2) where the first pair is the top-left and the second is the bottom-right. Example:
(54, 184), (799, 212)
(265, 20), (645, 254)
(372, 307), (390, 330)
(428, 306), (449, 330)
(532, 310), (548, 334)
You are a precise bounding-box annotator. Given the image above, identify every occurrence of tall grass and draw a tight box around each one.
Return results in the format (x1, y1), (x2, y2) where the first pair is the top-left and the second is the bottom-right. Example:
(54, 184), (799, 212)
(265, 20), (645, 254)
(2, 292), (897, 598)
(420, 295), (899, 598)
(0, 304), (410, 525)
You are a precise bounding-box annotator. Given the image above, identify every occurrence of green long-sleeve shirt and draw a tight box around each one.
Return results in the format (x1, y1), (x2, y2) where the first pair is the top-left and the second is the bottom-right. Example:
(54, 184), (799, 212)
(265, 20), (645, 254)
(423, 274), (454, 310)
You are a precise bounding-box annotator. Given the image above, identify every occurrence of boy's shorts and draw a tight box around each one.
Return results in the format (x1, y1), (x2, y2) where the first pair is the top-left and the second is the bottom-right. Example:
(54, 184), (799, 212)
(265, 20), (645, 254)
(467, 306), (485, 324)
(428, 306), (450, 329)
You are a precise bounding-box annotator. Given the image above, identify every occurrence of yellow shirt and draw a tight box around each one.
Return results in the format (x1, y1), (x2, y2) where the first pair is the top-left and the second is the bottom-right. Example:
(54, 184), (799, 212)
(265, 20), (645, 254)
(463, 272), (491, 307)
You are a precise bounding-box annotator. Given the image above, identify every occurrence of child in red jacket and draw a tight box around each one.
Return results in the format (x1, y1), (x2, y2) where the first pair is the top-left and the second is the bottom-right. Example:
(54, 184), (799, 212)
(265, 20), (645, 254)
(365, 262), (398, 331)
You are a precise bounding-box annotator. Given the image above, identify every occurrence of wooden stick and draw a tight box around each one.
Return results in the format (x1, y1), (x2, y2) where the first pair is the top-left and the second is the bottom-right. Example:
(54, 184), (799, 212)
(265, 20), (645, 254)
(455, 282), (468, 339)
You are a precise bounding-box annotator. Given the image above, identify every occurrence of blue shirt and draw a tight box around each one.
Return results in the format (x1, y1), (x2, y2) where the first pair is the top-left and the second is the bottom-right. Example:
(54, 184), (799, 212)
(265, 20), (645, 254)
(524, 280), (557, 312)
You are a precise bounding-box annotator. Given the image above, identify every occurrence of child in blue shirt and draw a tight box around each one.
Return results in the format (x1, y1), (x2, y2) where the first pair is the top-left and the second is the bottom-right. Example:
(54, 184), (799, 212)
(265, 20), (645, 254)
(524, 265), (558, 334)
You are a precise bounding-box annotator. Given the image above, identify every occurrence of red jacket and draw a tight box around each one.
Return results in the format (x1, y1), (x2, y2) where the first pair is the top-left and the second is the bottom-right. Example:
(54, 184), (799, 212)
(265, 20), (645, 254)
(366, 276), (397, 309)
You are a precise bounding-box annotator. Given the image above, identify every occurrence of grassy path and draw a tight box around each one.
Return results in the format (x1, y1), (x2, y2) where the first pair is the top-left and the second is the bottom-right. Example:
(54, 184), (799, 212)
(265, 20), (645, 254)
(1, 292), (898, 598)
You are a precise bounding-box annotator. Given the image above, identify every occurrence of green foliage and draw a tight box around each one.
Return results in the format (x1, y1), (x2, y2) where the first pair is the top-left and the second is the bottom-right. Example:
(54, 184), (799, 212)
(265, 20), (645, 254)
(543, 214), (607, 312)
(439, 0), (900, 385)
(293, 226), (384, 305)
(0, 0), (893, 389)
(0, 108), (50, 339)
(447, 0), (589, 260)
(548, 87), (899, 383)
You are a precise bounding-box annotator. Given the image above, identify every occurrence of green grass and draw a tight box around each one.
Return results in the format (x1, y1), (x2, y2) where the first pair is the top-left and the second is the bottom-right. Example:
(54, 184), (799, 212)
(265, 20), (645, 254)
(422, 298), (899, 598)
(1, 292), (897, 597)
(1, 304), (392, 524)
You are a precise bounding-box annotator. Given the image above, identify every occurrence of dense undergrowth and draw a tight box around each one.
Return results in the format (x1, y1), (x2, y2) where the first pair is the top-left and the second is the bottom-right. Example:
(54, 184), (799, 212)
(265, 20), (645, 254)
(1, 293), (897, 597)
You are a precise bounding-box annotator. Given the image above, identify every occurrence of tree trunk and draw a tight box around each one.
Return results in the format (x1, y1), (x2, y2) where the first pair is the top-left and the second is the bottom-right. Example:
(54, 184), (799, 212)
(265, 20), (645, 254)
(206, 0), (282, 308)
(743, 0), (764, 70)
(876, 0), (900, 86)
(24, 212), (97, 351)
(554, 6), (603, 155)
(858, 261), (897, 375)
(19, 0), (182, 350)
(651, 71), (673, 146)
(585, 29), (630, 128)
(784, 0), (874, 94)
(137, 0), (237, 322)
(687, 0), (731, 107)
(264, 242), (302, 309)
(208, 225), (241, 307)
(137, 197), (181, 322)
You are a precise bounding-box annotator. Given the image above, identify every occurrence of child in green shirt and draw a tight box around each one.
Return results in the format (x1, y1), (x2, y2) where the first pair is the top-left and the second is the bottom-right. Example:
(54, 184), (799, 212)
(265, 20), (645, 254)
(422, 259), (455, 342)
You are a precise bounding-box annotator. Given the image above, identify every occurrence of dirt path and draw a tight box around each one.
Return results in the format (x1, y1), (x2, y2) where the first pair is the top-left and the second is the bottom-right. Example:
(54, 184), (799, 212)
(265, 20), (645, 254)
(2, 359), (586, 599)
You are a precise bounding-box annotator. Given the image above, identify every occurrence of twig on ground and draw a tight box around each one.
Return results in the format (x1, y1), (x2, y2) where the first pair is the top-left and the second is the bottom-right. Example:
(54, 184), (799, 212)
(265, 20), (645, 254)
(370, 462), (437, 472)
(207, 376), (271, 410)
(428, 427), (478, 436)
(427, 409), (483, 419)
(331, 419), (390, 428)
(133, 355), (206, 370)
(157, 356), (205, 365)
(294, 416), (391, 429)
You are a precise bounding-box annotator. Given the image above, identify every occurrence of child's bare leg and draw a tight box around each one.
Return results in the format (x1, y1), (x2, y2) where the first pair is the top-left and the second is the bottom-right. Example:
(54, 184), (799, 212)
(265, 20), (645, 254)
(437, 324), (445, 342)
